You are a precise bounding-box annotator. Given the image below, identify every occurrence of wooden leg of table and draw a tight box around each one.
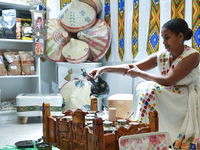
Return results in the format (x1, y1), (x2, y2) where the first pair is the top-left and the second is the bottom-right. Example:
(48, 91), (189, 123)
(22, 116), (28, 124)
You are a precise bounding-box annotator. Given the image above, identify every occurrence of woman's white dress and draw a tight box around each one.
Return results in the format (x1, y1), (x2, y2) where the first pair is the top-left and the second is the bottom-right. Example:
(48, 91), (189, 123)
(132, 45), (200, 142)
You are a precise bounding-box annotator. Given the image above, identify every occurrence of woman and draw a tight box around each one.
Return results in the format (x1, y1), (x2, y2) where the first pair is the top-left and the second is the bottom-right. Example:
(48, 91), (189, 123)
(89, 18), (200, 143)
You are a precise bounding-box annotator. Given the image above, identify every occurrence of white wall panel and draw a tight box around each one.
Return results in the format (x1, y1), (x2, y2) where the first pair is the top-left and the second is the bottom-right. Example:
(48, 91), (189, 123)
(46, 0), (60, 19)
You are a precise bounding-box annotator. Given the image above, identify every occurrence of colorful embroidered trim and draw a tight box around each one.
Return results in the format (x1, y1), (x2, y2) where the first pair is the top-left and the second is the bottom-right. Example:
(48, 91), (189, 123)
(132, 0), (139, 60)
(192, 0), (200, 52)
(118, 0), (125, 61)
(160, 53), (170, 76)
(105, 0), (111, 61)
(146, 0), (160, 55)
(138, 83), (163, 122)
(169, 85), (187, 94)
(17, 106), (62, 112)
(60, 0), (71, 10)
(171, 0), (185, 19)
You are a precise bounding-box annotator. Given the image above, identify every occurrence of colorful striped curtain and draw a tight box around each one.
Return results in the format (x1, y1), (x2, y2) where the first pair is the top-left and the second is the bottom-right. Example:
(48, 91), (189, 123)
(192, 0), (200, 52)
(60, 0), (71, 10)
(104, 0), (111, 61)
(132, 0), (139, 60)
(146, 0), (160, 55)
(171, 0), (185, 19)
(118, 0), (125, 61)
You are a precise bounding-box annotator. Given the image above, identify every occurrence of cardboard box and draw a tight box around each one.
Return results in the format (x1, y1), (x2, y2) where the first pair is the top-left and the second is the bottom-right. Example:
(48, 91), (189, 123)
(108, 94), (133, 119)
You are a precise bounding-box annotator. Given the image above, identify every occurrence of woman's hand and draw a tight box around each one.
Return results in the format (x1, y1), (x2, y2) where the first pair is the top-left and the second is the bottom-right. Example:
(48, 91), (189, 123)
(89, 67), (105, 80)
(125, 64), (141, 78)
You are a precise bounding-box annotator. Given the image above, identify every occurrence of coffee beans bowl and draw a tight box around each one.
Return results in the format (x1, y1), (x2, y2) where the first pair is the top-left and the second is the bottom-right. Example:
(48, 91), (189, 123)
(15, 140), (33, 148)
(36, 142), (51, 150)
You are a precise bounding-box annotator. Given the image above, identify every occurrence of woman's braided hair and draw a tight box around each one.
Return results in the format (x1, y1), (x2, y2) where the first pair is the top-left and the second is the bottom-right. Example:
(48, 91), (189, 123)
(162, 18), (193, 41)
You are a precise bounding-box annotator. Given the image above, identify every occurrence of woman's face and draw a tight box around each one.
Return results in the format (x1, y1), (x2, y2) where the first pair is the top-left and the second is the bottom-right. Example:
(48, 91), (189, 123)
(161, 27), (182, 53)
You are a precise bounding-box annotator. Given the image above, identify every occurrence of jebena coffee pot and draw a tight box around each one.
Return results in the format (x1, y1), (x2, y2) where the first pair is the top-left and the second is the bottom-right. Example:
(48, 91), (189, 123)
(81, 69), (110, 99)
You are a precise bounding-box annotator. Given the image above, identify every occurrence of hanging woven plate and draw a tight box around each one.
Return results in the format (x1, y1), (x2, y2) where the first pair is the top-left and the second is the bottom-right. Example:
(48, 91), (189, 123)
(79, 0), (102, 14)
(77, 19), (111, 62)
(59, 0), (96, 33)
(62, 38), (89, 64)
(46, 19), (71, 62)
(59, 79), (91, 111)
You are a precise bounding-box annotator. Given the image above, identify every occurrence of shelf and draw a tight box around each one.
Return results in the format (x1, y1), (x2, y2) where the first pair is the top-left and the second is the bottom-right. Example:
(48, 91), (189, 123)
(0, 0), (31, 11)
(0, 39), (33, 50)
(0, 0), (41, 101)
(0, 109), (16, 114)
(0, 75), (39, 79)
(0, 39), (33, 44)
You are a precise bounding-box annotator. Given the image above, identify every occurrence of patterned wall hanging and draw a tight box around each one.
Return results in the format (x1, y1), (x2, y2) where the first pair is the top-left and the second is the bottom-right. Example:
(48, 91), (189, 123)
(60, 0), (71, 10)
(192, 0), (200, 52)
(146, 0), (160, 55)
(118, 0), (125, 61)
(104, 0), (111, 61)
(171, 0), (185, 19)
(132, 0), (139, 60)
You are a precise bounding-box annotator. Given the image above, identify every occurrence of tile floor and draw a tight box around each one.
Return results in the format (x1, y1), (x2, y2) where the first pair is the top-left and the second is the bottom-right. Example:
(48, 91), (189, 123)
(0, 116), (43, 149)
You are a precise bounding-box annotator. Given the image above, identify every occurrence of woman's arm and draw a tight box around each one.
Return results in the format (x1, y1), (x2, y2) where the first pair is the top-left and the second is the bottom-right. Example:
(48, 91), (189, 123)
(89, 64), (130, 79)
(134, 52), (158, 71)
(126, 52), (199, 86)
(89, 53), (158, 79)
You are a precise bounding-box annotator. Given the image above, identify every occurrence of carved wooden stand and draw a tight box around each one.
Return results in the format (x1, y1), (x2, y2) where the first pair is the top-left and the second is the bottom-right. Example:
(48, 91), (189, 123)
(42, 102), (159, 150)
